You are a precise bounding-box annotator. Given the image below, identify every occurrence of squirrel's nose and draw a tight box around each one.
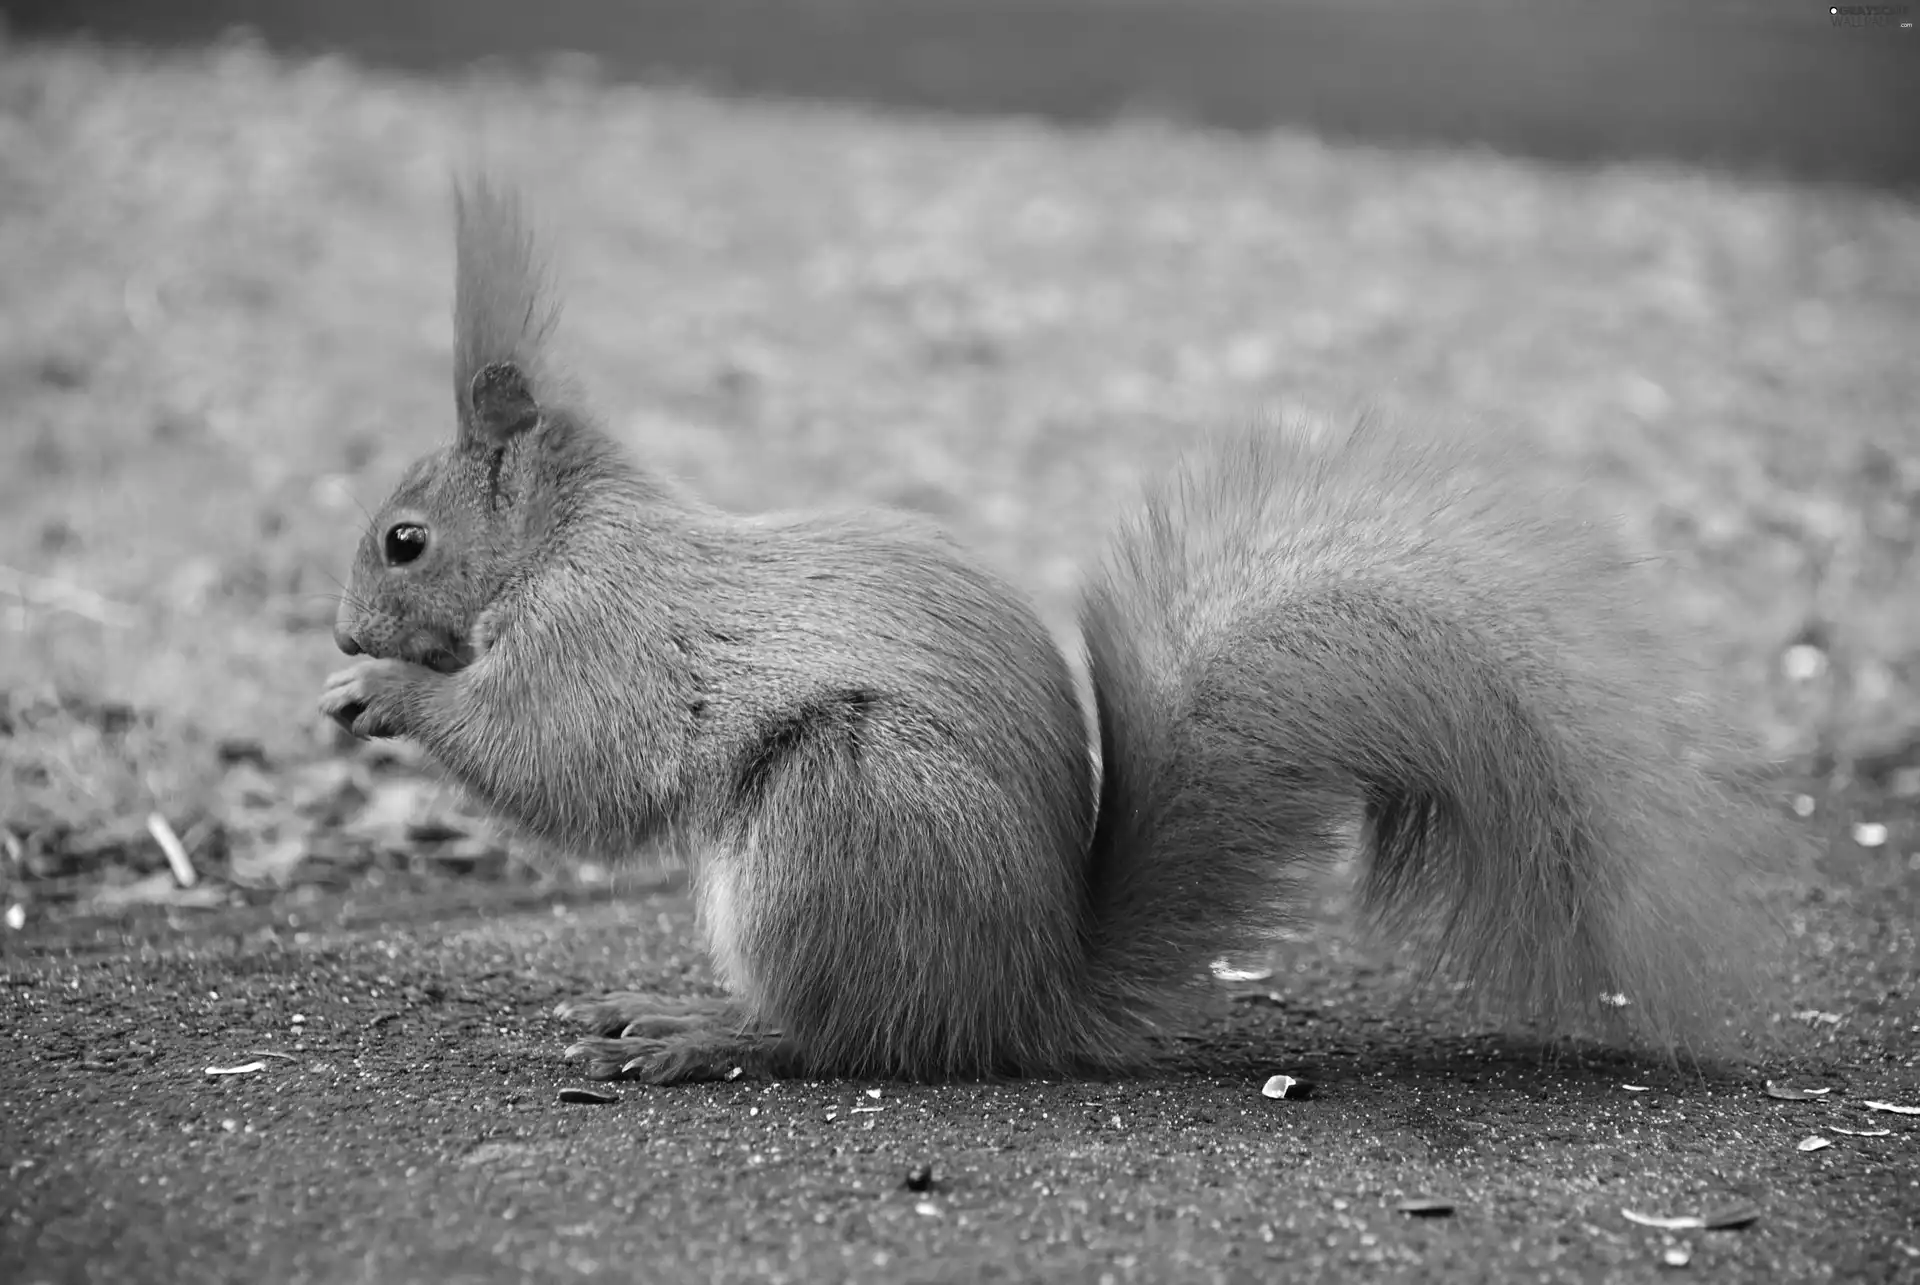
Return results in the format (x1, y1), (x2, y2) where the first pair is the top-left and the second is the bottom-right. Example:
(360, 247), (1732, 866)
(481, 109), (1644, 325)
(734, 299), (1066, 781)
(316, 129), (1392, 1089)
(333, 598), (363, 655)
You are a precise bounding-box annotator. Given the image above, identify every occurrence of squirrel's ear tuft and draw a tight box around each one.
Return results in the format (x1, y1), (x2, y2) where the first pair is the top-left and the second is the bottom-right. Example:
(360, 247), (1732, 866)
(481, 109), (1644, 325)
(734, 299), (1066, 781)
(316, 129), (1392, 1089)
(469, 362), (540, 443)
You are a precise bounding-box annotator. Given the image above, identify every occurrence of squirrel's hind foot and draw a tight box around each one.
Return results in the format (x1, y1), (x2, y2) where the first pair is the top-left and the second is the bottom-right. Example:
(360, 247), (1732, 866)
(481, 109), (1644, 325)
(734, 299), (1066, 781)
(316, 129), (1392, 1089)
(557, 991), (790, 1082)
(563, 1029), (793, 1083)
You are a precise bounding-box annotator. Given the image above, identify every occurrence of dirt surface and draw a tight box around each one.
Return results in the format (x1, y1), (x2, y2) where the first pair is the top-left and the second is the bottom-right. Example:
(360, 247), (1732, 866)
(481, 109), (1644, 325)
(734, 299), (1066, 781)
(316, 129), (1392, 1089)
(5, 808), (1918, 1285)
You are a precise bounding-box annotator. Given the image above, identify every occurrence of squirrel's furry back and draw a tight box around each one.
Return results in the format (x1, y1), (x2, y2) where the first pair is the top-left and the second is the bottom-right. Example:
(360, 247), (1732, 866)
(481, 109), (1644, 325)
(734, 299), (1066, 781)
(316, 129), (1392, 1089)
(1078, 417), (1781, 1056)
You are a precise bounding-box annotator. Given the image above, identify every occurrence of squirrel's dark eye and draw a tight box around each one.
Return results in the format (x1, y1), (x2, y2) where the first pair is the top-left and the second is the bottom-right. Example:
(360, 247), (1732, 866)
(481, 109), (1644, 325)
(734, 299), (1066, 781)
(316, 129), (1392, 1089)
(383, 523), (429, 566)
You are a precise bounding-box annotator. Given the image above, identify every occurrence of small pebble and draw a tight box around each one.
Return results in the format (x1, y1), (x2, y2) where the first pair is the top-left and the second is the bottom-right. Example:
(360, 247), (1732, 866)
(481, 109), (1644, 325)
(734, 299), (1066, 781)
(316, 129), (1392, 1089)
(1261, 1074), (1314, 1100)
(558, 1088), (619, 1105)
(1397, 1198), (1454, 1217)
(1700, 1202), (1761, 1231)
(1781, 644), (1828, 682)
(903, 1164), (935, 1193)
(1764, 1081), (1831, 1101)
(1209, 960), (1274, 983)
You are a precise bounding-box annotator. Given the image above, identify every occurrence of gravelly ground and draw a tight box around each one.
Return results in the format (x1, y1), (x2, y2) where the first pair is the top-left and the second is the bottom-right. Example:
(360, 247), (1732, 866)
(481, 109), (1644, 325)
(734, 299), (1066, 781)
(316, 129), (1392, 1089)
(4, 808), (1917, 1285)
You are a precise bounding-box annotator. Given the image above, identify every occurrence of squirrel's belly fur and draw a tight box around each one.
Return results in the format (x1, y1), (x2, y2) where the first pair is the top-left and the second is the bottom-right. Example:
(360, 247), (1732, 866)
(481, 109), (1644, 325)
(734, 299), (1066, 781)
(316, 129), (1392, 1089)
(323, 178), (1786, 1083)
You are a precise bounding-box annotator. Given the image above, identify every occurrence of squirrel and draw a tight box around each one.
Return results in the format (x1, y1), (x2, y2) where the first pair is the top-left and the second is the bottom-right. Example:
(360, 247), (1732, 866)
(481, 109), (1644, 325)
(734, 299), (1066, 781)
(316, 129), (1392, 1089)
(321, 176), (1784, 1085)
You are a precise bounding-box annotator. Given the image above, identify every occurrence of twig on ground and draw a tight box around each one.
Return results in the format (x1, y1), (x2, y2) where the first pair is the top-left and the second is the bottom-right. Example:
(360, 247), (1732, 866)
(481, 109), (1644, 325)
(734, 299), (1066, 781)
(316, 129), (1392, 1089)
(147, 812), (198, 888)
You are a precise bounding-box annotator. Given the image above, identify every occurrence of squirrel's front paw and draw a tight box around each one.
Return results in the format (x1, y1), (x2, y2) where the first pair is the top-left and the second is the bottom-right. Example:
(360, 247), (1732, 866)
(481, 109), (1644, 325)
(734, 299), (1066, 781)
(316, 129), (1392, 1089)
(319, 658), (421, 739)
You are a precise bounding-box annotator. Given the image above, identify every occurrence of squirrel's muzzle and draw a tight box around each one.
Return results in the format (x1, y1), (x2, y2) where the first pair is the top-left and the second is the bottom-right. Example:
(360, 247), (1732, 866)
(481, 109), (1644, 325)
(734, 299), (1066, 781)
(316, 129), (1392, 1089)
(333, 596), (364, 656)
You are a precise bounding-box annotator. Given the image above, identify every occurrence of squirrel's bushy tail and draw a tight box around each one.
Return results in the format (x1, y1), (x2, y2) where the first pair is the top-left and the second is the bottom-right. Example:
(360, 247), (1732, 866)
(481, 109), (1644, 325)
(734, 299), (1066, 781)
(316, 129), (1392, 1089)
(1078, 415), (1783, 1057)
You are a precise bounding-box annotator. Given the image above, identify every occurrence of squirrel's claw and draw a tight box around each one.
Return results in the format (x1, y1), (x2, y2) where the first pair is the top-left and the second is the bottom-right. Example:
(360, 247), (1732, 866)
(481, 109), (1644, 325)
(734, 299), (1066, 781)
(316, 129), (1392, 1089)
(562, 1038), (635, 1081)
(318, 658), (419, 740)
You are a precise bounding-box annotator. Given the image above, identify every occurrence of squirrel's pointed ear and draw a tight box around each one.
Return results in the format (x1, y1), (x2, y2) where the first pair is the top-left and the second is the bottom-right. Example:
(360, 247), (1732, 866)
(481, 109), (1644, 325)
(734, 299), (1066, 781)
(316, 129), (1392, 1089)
(468, 362), (540, 444)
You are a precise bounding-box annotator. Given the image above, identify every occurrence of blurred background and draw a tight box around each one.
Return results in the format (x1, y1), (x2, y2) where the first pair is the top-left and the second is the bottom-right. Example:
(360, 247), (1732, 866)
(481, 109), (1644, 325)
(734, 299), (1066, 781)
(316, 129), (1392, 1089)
(10, 0), (1919, 186)
(1, 1), (1917, 915)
